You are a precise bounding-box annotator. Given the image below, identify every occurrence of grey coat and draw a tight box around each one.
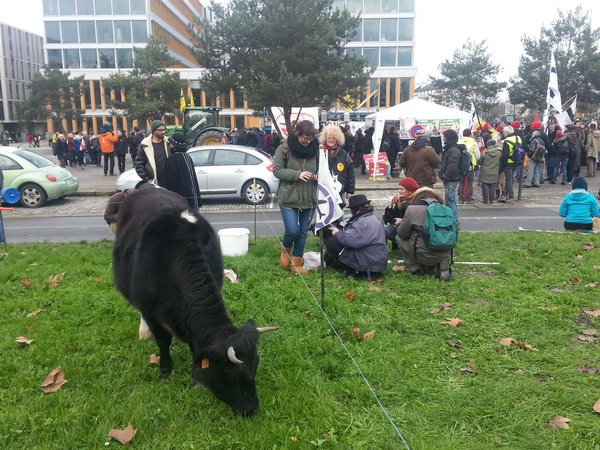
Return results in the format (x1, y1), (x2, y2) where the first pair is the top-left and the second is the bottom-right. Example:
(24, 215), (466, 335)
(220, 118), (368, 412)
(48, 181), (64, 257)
(478, 146), (501, 184)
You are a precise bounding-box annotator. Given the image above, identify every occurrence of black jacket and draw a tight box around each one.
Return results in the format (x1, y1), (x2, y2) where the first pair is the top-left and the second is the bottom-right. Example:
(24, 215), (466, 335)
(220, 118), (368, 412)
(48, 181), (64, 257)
(327, 148), (355, 206)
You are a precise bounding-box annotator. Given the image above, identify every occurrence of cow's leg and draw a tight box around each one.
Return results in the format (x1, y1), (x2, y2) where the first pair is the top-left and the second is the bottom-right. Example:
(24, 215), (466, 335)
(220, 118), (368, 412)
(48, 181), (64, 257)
(189, 345), (205, 386)
(146, 320), (173, 377)
(138, 315), (152, 341)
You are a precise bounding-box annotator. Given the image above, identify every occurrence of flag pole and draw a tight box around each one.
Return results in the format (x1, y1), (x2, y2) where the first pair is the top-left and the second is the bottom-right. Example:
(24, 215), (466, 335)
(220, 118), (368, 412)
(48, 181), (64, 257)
(320, 231), (326, 310)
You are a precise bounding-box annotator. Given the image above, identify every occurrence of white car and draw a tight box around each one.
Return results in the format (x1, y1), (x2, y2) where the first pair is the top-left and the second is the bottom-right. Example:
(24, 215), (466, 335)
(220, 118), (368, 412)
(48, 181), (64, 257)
(116, 145), (279, 205)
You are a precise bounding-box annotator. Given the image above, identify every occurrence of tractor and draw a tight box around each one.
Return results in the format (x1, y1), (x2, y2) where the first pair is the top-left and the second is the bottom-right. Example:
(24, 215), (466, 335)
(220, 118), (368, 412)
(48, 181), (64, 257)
(165, 106), (229, 146)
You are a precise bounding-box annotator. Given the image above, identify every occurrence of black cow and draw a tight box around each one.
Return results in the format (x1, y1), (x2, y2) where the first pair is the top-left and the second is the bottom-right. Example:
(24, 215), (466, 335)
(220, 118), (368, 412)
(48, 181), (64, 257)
(113, 186), (275, 416)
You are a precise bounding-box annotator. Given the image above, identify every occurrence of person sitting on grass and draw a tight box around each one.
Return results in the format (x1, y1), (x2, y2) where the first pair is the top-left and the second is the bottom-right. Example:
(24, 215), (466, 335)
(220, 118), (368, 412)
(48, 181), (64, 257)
(383, 177), (419, 250)
(324, 194), (388, 280)
(559, 177), (599, 232)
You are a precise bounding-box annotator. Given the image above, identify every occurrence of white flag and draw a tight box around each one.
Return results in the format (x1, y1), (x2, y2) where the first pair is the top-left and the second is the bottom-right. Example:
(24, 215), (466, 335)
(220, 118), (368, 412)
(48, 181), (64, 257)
(469, 102), (477, 128)
(313, 149), (344, 232)
(554, 95), (577, 130)
(547, 51), (562, 113)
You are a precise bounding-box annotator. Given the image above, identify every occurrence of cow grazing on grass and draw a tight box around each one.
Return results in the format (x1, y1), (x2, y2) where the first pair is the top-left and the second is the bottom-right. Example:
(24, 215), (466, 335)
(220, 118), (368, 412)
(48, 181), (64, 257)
(113, 186), (276, 416)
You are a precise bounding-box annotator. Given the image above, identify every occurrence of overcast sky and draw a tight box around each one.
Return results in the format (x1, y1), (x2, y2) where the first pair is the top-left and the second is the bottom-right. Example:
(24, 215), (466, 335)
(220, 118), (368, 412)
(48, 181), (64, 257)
(3, 0), (599, 84)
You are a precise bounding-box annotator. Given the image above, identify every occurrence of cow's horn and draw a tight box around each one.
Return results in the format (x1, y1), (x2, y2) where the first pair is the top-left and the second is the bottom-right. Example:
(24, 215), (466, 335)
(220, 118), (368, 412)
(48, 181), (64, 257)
(227, 346), (244, 365)
(257, 326), (278, 334)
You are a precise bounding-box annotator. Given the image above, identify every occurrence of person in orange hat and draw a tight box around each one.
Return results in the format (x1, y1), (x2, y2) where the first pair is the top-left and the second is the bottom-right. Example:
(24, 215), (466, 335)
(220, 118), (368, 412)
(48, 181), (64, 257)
(383, 177), (420, 249)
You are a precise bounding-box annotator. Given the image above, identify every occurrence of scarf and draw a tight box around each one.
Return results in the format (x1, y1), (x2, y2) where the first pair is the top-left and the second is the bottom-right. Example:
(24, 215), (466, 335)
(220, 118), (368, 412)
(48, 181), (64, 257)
(325, 143), (339, 156)
(288, 135), (318, 159)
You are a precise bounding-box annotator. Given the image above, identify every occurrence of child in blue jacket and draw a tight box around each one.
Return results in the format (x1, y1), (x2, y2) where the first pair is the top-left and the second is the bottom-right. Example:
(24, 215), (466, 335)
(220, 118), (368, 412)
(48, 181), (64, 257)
(559, 177), (599, 231)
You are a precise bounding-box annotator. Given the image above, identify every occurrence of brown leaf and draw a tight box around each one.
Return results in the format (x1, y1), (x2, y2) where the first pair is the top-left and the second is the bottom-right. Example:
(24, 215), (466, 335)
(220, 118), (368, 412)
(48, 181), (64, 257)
(351, 326), (360, 339)
(40, 368), (68, 393)
(515, 342), (538, 351)
(576, 366), (599, 375)
(585, 282), (599, 288)
(459, 360), (477, 375)
(108, 424), (137, 445)
(15, 336), (33, 345)
(445, 339), (464, 349)
(583, 309), (600, 318)
(499, 337), (515, 347)
(391, 265), (405, 272)
(21, 279), (32, 289)
(91, 276), (103, 285)
(368, 286), (384, 292)
(582, 242), (594, 251)
(581, 329), (598, 336)
(345, 289), (354, 302)
(570, 277), (582, 285)
(26, 308), (45, 318)
(576, 334), (599, 343)
(549, 415), (571, 430)
(444, 318), (463, 327)
(148, 354), (160, 365)
(362, 330), (376, 340)
(47, 271), (66, 289)
(594, 399), (600, 414)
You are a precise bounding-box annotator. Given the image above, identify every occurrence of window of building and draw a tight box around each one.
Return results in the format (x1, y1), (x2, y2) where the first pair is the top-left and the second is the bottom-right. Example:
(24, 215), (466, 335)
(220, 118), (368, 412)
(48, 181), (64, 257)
(363, 19), (379, 41)
(364, 0), (379, 13)
(43, 0), (59, 15)
(58, 0), (76, 14)
(116, 49), (133, 68)
(369, 79), (378, 108)
(47, 49), (62, 69)
(380, 47), (396, 66)
(390, 78), (397, 104)
(114, 21), (131, 43)
(97, 21), (114, 43)
(63, 49), (80, 68)
(349, 23), (361, 42)
(79, 21), (95, 43)
(346, 47), (361, 58)
(381, 0), (398, 12)
(380, 79), (388, 107)
(398, 0), (414, 12)
(381, 18), (397, 41)
(77, 0), (94, 14)
(363, 47), (378, 68)
(233, 88), (245, 108)
(94, 0), (111, 14)
(398, 18), (413, 41)
(132, 21), (147, 43)
(81, 49), (97, 68)
(346, 0), (362, 14)
(113, 0), (129, 14)
(45, 22), (61, 44)
(397, 47), (412, 66)
(61, 21), (78, 43)
(130, 0), (146, 14)
(400, 77), (410, 102)
(99, 49), (115, 68)
(332, 0), (345, 10)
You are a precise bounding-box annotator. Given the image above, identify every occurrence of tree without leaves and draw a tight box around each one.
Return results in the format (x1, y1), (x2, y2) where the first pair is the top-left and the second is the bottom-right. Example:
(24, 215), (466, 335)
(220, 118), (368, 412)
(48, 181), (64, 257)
(189, 0), (370, 135)
(508, 7), (600, 114)
(104, 36), (183, 124)
(428, 40), (506, 117)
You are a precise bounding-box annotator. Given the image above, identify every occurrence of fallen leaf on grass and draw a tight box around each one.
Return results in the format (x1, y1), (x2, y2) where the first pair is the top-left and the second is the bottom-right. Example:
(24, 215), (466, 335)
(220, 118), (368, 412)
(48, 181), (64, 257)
(570, 277), (582, 285)
(576, 366), (599, 375)
(26, 308), (45, 318)
(539, 306), (559, 311)
(444, 318), (463, 327)
(549, 415), (571, 430)
(515, 342), (538, 351)
(368, 286), (384, 292)
(459, 361), (477, 375)
(576, 334), (599, 343)
(499, 337), (515, 347)
(350, 326), (375, 341)
(514, 369), (525, 376)
(583, 309), (600, 318)
(449, 353), (458, 359)
(445, 340), (464, 349)
(40, 368), (67, 393)
(362, 330), (376, 340)
(47, 272), (66, 289)
(108, 424), (137, 445)
(585, 282), (599, 288)
(15, 336), (33, 345)
(223, 269), (238, 283)
(345, 289), (354, 302)
(429, 302), (454, 314)
(90, 276), (103, 285)
(582, 242), (595, 251)
(351, 326), (360, 339)
(148, 354), (160, 365)
(21, 279), (32, 289)
(391, 265), (405, 272)
(581, 329), (598, 336)
(594, 400), (600, 414)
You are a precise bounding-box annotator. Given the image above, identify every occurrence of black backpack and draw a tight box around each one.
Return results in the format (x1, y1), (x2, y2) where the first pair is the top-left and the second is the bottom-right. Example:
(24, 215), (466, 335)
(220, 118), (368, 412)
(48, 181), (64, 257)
(556, 139), (570, 156)
(528, 137), (546, 162)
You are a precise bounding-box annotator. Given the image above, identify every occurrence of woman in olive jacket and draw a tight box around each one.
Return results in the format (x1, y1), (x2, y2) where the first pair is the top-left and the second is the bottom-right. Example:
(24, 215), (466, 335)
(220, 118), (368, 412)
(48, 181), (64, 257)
(273, 120), (318, 275)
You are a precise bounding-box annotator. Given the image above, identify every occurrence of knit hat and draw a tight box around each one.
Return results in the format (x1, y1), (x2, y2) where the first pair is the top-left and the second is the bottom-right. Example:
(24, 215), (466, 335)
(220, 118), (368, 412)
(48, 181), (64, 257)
(442, 129), (459, 144)
(348, 194), (371, 209)
(151, 120), (166, 133)
(555, 130), (564, 137)
(482, 123), (491, 131)
(496, 124), (504, 133)
(530, 121), (542, 130)
(572, 177), (588, 190)
(398, 177), (419, 192)
(511, 120), (521, 129)
(486, 139), (497, 148)
(169, 132), (187, 151)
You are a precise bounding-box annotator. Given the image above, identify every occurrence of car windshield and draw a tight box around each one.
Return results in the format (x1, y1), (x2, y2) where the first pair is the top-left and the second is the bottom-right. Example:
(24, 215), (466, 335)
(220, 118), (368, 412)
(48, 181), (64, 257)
(14, 149), (55, 168)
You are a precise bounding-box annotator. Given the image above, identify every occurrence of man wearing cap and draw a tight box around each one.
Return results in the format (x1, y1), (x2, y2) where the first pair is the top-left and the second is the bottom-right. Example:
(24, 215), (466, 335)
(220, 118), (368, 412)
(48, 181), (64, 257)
(135, 119), (171, 187)
(398, 129), (440, 188)
(325, 194), (388, 280)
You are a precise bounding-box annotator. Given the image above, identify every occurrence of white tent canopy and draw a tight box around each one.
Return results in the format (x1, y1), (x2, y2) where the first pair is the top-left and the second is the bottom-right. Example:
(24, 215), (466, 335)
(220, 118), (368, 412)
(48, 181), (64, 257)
(365, 98), (471, 159)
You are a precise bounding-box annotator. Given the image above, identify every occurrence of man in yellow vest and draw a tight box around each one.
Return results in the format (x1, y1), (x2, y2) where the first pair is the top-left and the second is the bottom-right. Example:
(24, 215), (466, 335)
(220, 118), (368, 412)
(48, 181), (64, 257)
(458, 129), (480, 204)
(499, 125), (522, 203)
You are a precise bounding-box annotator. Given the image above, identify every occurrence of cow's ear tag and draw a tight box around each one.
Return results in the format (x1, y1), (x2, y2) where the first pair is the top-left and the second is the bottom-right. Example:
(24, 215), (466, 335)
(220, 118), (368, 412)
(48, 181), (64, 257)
(201, 357), (210, 369)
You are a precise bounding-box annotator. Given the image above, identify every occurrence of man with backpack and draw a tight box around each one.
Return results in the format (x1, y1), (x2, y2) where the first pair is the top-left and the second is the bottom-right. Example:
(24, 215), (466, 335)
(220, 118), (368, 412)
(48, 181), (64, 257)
(439, 129), (463, 226)
(524, 130), (546, 188)
(395, 187), (456, 281)
(499, 125), (523, 203)
(458, 129), (480, 203)
(550, 130), (571, 185)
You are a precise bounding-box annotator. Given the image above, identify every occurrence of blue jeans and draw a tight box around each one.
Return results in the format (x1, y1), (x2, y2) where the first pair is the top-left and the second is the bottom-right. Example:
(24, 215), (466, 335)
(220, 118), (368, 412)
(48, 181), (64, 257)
(443, 180), (459, 225)
(502, 167), (515, 198)
(551, 156), (569, 183)
(280, 207), (314, 257)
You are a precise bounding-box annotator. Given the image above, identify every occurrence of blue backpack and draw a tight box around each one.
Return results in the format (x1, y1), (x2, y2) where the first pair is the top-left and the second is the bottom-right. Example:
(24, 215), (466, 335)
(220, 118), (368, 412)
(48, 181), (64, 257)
(421, 200), (458, 251)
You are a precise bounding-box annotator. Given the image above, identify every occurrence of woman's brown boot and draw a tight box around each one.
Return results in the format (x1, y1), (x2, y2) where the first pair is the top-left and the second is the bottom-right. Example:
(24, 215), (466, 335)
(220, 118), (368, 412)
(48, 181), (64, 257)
(290, 256), (308, 275)
(280, 246), (292, 270)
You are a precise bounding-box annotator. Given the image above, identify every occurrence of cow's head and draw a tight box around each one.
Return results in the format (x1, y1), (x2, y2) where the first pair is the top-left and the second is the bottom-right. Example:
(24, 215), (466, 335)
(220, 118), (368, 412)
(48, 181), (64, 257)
(198, 320), (276, 417)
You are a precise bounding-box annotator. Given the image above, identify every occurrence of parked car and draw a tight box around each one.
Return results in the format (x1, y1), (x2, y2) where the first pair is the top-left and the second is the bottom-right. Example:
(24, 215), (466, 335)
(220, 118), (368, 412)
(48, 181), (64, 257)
(116, 145), (279, 205)
(0, 147), (79, 208)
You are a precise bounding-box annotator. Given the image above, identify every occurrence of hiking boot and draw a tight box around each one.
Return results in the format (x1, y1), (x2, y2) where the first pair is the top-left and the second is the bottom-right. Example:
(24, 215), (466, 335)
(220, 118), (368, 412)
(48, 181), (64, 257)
(438, 261), (451, 282)
(498, 196), (506, 203)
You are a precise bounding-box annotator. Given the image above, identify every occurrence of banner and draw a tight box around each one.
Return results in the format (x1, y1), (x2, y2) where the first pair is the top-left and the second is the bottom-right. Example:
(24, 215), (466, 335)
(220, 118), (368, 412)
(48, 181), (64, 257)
(313, 149), (344, 231)
(270, 107), (319, 138)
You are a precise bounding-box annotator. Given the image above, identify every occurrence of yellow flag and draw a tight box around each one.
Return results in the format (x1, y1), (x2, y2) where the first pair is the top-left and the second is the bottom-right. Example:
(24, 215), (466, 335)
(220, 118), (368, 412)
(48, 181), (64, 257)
(179, 88), (186, 112)
(189, 92), (195, 107)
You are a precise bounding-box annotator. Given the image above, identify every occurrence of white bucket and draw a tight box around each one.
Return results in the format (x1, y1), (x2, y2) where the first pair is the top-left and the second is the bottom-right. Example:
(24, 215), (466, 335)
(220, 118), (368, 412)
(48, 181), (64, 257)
(218, 228), (250, 257)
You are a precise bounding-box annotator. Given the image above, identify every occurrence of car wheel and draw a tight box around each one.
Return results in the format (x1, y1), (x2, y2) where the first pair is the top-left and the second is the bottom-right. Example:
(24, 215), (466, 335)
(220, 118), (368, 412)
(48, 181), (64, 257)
(194, 131), (222, 146)
(19, 183), (47, 208)
(242, 179), (269, 205)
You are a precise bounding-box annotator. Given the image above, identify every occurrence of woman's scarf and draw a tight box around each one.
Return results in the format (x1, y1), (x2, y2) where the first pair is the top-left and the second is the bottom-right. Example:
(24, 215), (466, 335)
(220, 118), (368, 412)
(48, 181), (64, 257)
(288, 135), (318, 159)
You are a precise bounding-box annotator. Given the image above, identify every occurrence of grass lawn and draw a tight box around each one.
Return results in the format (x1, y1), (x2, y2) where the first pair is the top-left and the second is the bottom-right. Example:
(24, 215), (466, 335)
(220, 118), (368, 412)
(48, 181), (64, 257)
(1, 232), (599, 449)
